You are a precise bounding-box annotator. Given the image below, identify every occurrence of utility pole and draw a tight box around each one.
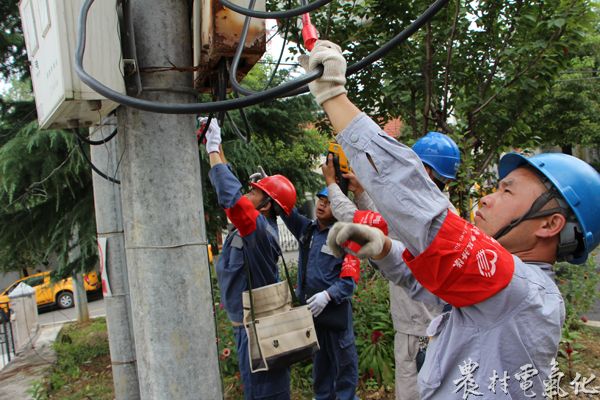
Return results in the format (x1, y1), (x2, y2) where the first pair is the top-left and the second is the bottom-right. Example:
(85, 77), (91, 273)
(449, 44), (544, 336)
(90, 117), (140, 400)
(116, 1), (222, 398)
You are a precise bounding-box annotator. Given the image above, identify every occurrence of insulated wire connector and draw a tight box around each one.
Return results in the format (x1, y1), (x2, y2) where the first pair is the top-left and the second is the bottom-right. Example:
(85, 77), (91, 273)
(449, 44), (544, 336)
(301, 13), (319, 51)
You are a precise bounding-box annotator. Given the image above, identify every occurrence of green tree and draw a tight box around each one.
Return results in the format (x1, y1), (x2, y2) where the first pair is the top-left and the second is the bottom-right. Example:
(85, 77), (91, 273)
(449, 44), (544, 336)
(0, 0), (27, 80)
(290, 0), (597, 214)
(0, 117), (96, 277)
(0, 4), (326, 275)
(530, 22), (600, 156)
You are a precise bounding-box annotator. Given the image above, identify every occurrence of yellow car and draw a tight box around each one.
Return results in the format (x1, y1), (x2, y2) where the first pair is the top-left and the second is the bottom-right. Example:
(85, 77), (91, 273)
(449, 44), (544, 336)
(0, 271), (101, 312)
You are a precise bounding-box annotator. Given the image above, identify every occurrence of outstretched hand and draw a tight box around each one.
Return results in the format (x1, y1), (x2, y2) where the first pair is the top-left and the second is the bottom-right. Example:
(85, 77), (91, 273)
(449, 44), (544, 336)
(327, 222), (387, 259)
(321, 154), (337, 185)
(298, 40), (347, 105)
(199, 117), (221, 154)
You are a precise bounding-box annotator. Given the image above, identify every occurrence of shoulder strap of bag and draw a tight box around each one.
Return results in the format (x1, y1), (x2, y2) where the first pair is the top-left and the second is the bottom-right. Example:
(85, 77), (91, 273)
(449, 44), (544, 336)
(231, 229), (258, 323)
(300, 223), (316, 294)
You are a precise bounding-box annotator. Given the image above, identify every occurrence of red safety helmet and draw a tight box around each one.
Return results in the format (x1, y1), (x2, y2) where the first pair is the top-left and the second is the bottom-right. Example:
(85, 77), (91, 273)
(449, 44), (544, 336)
(250, 175), (297, 216)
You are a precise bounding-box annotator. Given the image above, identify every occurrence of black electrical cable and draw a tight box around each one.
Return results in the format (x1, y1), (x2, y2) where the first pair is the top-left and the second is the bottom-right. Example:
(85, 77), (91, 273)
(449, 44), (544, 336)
(217, 60), (228, 126)
(229, 0), (260, 96)
(75, 0), (323, 114)
(226, 90), (252, 143)
(218, 0), (333, 19)
(76, 137), (121, 184)
(230, 0), (451, 97)
(219, 60), (250, 142)
(75, 0), (449, 114)
(225, 111), (250, 143)
(238, 106), (251, 142)
(73, 127), (118, 145)
(264, 0), (292, 90)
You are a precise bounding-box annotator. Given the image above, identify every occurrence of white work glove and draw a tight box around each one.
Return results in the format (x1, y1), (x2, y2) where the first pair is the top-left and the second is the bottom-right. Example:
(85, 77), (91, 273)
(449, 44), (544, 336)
(307, 290), (331, 317)
(199, 117), (221, 153)
(249, 166), (267, 183)
(327, 222), (386, 259)
(298, 40), (347, 105)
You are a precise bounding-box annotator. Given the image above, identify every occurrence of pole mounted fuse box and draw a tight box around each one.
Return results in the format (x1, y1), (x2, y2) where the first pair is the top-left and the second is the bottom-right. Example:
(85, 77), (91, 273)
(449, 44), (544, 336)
(19, 0), (125, 129)
(193, 0), (266, 92)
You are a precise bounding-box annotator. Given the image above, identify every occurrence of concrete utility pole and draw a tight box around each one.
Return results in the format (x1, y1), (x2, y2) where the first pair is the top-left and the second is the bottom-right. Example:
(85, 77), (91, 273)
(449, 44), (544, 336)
(90, 118), (140, 400)
(116, 1), (222, 398)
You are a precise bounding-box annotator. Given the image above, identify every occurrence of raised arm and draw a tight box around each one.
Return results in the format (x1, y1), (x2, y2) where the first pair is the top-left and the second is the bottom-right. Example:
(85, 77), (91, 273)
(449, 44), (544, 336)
(322, 154), (358, 222)
(300, 41), (449, 256)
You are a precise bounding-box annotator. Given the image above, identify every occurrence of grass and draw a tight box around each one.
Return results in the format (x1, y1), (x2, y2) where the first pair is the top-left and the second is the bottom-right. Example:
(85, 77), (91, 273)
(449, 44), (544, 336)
(29, 318), (113, 400)
(30, 317), (600, 399)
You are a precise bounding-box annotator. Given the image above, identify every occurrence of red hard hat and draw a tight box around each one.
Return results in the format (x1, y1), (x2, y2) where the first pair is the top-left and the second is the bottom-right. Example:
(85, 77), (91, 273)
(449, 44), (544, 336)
(250, 175), (297, 216)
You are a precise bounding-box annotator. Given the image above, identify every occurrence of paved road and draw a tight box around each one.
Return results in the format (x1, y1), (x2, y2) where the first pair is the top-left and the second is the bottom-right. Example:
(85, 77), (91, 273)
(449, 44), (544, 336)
(38, 297), (106, 326)
(0, 324), (62, 400)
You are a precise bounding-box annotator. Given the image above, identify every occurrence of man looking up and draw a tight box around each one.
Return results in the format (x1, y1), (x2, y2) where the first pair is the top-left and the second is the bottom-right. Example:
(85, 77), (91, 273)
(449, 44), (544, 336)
(299, 40), (600, 399)
(204, 119), (294, 399)
(281, 188), (358, 400)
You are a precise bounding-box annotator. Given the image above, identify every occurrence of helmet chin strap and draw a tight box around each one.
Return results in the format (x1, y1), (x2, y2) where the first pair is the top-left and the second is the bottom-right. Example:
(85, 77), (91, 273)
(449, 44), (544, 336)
(492, 189), (566, 241)
(432, 177), (446, 191)
(256, 196), (285, 219)
(426, 165), (450, 191)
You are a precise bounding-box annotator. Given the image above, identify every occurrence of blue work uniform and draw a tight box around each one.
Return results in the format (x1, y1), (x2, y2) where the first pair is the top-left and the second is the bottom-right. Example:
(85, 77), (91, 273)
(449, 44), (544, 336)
(209, 164), (290, 400)
(281, 208), (358, 400)
(337, 113), (565, 399)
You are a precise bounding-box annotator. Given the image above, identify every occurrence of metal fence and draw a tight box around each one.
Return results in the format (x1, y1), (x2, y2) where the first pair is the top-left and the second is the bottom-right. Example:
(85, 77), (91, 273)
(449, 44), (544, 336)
(0, 303), (15, 368)
(277, 220), (299, 252)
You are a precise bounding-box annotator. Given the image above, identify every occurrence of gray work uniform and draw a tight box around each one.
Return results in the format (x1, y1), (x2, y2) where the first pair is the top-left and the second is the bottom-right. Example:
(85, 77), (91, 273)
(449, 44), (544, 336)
(328, 183), (442, 400)
(335, 113), (565, 399)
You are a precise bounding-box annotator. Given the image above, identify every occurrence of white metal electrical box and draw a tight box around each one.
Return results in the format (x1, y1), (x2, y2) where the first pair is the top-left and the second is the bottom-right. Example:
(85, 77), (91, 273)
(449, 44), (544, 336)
(19, 0), (125, 129)
(193, 0), (266, 92)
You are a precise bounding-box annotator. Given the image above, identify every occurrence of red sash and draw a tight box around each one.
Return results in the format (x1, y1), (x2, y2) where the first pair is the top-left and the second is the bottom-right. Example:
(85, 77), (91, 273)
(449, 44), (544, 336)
(403, 212), (514, 307)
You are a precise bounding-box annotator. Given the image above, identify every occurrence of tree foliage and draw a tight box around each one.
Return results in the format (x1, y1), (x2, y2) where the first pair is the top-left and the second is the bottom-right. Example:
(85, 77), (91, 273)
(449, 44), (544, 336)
(0, 118), (96, 277)
(286, 0), (598, 214)
(0, 0), (27, 81)
(529, 21), (600, 155)
(0, 6), (326, 274)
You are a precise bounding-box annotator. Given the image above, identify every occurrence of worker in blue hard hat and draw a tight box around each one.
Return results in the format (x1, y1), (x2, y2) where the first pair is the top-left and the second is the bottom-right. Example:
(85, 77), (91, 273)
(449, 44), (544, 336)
(280, 186), (359, 400)
(323, 132), (460, 400)
(299, 39), (600, 399)
(412, 131), (461, 190)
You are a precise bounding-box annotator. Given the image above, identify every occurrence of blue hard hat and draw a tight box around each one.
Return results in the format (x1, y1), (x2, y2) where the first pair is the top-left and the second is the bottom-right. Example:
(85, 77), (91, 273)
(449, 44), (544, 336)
(316, 187), (328, 198)
(412, 132), (461, 180)
(499, 152), (600, 264)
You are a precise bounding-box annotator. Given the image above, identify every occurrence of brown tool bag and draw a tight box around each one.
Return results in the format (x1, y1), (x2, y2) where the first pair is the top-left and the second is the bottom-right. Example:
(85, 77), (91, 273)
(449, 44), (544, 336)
(242, 264), (319, 372)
